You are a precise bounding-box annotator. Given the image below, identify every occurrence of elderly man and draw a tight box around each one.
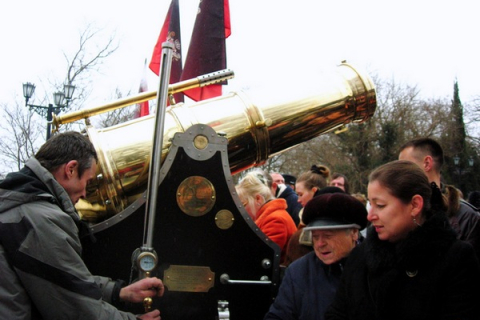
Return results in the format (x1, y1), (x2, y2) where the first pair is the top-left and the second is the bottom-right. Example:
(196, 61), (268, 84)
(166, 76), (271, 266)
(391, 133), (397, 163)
(0, 132), (164, 320)
(264, 193), (367, 320)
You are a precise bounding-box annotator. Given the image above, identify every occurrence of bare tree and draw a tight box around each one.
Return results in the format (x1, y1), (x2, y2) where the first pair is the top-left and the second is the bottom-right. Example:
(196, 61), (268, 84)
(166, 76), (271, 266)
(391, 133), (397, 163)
(464, 96), (480, 148)
(94, 88), (141, 128)
(256, 77), (454, 194)
(0, 102), (42, 175)
(0, 24), (118, 176)
(63, 24), (118, 108)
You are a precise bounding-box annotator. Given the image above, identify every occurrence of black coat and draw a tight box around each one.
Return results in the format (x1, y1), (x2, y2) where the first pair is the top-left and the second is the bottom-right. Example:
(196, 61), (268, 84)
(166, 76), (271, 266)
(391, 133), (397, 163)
(277, 185), (302, 225)
(264, 251), (344, 320)
(326, 213), (480, 320)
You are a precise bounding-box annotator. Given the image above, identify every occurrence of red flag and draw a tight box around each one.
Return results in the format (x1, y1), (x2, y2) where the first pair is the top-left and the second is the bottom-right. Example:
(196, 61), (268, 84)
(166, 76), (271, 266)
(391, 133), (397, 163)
(135, 59), (150, 118)
(149, 0), (184, 103)
(180, 0), (231, 101)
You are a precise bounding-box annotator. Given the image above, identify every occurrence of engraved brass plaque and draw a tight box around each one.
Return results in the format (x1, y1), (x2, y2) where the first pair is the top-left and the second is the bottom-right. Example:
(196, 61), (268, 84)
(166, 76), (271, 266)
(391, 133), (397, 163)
(163, 265), (215, 292)
(215, 209), (234, 230)
(177, 176), (216, 217)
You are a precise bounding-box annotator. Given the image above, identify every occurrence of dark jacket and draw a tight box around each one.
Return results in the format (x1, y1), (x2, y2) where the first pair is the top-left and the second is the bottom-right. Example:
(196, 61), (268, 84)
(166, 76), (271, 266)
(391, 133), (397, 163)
(450, 199), (480, 260)
(0, 158), (134, 320)
(325, 213), (480, 320)
(276, 184), (302, 226)
(264, 251), (344, 320)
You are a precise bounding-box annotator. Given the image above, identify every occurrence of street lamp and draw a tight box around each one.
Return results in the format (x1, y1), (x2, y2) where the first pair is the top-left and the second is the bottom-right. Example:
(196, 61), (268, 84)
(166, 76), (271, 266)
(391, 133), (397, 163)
(453, 156), (460, 166)
(468, 157), (474, 167)
(22, 82), (76, 140)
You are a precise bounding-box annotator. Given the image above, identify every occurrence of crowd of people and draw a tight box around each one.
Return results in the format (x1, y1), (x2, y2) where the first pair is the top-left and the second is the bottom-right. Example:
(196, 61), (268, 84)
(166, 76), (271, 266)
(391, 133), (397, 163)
(259, 137), (480, 320)
(1, 131), (479, 320)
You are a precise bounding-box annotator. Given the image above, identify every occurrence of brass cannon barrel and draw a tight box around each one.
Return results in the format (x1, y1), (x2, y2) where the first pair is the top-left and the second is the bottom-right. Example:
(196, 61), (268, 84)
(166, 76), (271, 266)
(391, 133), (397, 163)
(77, 62), (376, 222)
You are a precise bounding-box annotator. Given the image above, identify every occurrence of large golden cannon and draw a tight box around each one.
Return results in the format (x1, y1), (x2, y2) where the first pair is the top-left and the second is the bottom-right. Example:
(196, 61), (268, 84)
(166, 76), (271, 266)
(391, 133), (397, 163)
(57, 62), (376, 320)
(55, 62), (376, 222)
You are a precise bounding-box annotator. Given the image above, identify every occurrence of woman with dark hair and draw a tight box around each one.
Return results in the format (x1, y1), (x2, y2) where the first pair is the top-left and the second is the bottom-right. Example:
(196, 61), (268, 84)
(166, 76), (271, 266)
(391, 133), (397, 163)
(326, 160), (480, 320)
(295, 164), (331, 207)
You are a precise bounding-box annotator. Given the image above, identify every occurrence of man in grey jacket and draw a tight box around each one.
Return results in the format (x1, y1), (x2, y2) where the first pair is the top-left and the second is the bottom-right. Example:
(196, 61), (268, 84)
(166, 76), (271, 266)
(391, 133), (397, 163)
(0, 131), (164, 320)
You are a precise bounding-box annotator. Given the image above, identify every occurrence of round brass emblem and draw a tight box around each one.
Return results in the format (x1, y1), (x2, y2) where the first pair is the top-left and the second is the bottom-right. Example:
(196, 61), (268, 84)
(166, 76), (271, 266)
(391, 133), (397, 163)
(215, 210), (235, 230)
(193, 134), (209, 150)
(177, 176), (216, 217)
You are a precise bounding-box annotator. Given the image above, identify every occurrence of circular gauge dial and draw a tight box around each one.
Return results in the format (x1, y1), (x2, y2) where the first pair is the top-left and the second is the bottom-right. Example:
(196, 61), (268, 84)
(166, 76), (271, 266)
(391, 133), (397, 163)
(138, 252), (157, 272)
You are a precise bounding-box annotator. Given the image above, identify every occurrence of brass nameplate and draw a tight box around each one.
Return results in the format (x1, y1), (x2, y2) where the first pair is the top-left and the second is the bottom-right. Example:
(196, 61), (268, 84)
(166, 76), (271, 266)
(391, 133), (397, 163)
(164, 265), (215, 292)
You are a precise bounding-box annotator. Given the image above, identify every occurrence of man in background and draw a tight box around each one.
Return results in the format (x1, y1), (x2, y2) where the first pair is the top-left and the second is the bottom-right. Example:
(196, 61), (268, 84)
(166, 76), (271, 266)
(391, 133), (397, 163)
(399, 137), (480, 261)
(271, 172), (302, 226)
(282, 174), (297, 191)
(329, 173), (350, 194)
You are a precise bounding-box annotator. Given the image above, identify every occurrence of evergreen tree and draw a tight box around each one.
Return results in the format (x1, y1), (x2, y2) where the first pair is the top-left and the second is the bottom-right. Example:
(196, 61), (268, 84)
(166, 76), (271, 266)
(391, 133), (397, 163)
(445, 81), (472, 194)
(451, 81), (467, 155)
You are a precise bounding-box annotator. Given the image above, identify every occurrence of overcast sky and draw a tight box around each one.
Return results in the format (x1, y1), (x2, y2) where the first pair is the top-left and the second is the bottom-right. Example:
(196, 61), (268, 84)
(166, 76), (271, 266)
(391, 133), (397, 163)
(1, 0), (479, 111)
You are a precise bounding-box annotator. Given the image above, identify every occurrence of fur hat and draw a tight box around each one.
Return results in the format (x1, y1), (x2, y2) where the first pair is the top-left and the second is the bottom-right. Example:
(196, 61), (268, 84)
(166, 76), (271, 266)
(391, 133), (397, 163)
(303, 193), (368, 230)
(315, 186), (344, 196)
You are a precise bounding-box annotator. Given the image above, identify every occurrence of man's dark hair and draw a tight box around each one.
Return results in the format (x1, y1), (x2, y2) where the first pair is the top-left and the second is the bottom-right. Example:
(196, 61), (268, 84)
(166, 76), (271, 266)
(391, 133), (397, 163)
(35, 131), (98, 178)
(399, 137), (444, 170)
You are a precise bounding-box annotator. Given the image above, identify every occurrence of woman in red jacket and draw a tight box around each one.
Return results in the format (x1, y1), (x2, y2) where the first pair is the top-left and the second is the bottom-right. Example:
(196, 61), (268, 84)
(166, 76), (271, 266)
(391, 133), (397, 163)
(236, 171), (297, 264)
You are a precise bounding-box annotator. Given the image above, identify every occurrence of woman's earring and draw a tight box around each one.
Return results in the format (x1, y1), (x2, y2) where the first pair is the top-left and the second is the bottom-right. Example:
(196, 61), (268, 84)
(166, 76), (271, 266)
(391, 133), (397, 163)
(412, 216), (421, 227)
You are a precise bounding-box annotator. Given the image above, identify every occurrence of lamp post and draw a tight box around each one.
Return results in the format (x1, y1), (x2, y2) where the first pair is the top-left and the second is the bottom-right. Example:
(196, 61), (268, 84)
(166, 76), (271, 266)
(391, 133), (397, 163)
(22, 82), (75, 140)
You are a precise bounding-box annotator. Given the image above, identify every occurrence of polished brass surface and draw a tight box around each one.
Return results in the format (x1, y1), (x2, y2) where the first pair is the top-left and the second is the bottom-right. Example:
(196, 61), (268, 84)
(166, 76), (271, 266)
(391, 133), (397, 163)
(163, 265), (215, 292)
(143, 297), (152, 312)
(215, 209), (235, 230)
(52, 69), (234, 132)
(176, 176), (216, 217)
(74, 62), (376, 221)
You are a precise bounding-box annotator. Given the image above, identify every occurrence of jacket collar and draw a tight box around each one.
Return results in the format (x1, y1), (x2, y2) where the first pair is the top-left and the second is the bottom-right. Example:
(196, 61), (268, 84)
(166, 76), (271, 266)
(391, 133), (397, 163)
(0, 157), (77, 217)
(364, 212), (456, 273)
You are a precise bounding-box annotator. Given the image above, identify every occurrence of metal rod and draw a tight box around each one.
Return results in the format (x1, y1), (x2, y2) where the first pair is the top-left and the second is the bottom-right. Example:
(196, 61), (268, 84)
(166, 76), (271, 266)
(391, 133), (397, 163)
(219, 274), (272, 285)
(46, 104), (53, 140)
(51, 69), (235, 132)
(143, 42), (174, 247)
